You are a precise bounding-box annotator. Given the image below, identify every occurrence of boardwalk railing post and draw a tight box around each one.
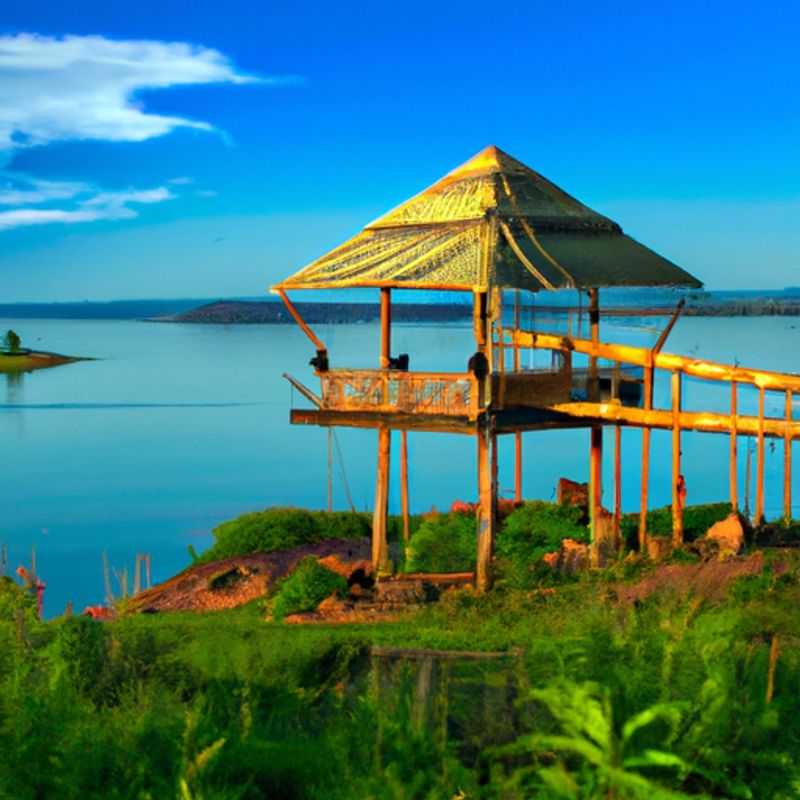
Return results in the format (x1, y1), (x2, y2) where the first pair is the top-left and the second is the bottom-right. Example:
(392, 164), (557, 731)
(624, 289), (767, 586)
(785, 390), (793, 525)
(401, 430), (410, 545)
(672, 371), (683, 546)
(640, 352), (654, 551)
(756, 386), (766, 525)
(730, 382), (738, 510)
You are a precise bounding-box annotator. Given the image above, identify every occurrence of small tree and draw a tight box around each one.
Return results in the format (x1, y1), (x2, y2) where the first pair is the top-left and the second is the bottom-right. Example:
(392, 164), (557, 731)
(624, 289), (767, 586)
(3, 330), (21, 353)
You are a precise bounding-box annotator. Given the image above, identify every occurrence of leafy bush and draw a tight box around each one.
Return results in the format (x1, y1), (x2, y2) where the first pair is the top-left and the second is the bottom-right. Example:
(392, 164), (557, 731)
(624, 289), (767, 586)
(405, 512), (476, 573)
(622, 502), (733, 549)
(496, 501), (587, 588)
(200, 508), (372, 563)
(0, 576), (36, 623)
(52, 616), (109, 698)
(271, 557), (348, 621)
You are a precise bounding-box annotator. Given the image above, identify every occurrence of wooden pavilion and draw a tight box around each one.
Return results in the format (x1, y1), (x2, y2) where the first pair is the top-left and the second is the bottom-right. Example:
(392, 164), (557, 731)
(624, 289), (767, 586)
(273, 146), (800, 590)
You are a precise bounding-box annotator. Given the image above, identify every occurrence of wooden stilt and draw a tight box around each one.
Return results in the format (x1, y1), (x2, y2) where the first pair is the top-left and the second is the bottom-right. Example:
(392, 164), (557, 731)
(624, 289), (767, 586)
(614, 424), (622, 547)
(513, 290), (521, 373)
(639, 354), (654, 550)
(730, 382), (738, 510)
(514, 431), (523, 503)
(785, 390), (792, 524)
(372, 427), (391, 573)
(327, 427), (333, 512)
(672, 371), (683, 546)
(401, 430), (410, 544)
(380, 288), (391, 369)
(589, 425), (603, 564)
(476, 427), (496, 592)
(756, 386), (765, 525)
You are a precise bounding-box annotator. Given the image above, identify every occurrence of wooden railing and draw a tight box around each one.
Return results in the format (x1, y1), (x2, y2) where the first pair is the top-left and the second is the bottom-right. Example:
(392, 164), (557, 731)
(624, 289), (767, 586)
(319, 369), (479, 419)
(506, 327), (800, 531)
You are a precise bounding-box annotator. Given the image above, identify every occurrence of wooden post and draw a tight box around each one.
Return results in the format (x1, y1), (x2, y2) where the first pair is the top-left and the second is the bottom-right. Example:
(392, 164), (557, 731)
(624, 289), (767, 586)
(401, 430), (410, 544)
(473, 291), (487, 350)
(614, 424), (622, 547)
(672, 371), (683, 546)
(476, 426), (496, 592)
(588, 288), (603, 556)
(327, 428), (334, 512)
(514, 431), (523, 503)
(372, 427), (391, 573)
(756, 386), (765, 525)
(785, 390), (792, 524)
(513, 290), (521, 373)
(639, 353), (654, 551)
(380, 288), (391, 369)
(730, 382), (738, 510)
(590, 425), (603, 564)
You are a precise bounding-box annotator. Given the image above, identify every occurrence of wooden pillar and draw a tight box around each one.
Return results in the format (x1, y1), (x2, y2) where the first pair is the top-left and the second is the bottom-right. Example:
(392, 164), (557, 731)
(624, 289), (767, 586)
(380, 288), (391, 369)
(513, 290), (521, 373)
(756, 386), (765, 525)
(372, 427), (391, 573)
(327, 427), (333, 512)
(588, 289), (603, 554)
(476, 426), (497, 592)
(614, 424), (622, 547)
(785, 390), (792, 524)
(514, 431), (523, 503)
(589, 425), (603, 564)
(400, 430), (410, 544)
(671, 371), (683, 546)
(639, 354), (654, 551)
(730, 382), (738, 510)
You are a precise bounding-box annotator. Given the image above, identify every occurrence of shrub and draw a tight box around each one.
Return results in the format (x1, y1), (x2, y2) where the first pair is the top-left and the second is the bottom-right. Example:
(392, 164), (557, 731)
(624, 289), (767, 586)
(52, 616), (109, 698)
(622, 502), (733, 548)
(405, 512), (476, 573)
(0, 576), (36, 623)
(271, 557), (348, 621)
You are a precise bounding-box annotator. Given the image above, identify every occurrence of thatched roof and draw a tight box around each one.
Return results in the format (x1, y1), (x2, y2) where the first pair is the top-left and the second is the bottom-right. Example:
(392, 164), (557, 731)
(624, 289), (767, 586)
(273, 146), (702, 293)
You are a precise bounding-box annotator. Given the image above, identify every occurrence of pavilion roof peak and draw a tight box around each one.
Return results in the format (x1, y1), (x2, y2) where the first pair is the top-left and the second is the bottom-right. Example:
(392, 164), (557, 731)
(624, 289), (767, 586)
(273, 146), (702, 294)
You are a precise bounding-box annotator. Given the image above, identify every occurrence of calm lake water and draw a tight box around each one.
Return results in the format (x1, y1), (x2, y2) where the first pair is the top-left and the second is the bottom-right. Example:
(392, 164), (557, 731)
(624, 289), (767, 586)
(3, 314), (799, 616)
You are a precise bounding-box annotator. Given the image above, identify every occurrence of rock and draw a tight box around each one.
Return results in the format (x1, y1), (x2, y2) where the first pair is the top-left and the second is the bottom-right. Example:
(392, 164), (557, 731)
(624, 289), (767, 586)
(557, 478), (588, 508)
(704, 513), (746, 557)
(83, 605), (114, 620)
(646, 536), (673, 562)
(560, 538), (590, 573)
(317, 594), (348, 615)
(318, 555), (373, 584)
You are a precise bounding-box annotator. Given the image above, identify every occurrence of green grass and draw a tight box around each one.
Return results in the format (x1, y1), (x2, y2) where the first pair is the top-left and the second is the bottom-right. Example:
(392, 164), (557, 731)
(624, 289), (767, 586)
(3, 550), (800, 798)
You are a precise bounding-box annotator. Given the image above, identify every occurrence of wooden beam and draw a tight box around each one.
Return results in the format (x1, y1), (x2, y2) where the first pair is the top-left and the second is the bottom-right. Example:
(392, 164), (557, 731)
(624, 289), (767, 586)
(672, 371), (683, 546)
(291, 408), (476, 435)
(653, 299), (685, 354)
(730, 382), (738, 510)
(512, 330), (800, 393)
(614, 424), (622, 547)
(514, 431), (523, 503)
(544, 400), (800, 440)
(476, 427), (496, 592)
(473, 291), (487, 350)
(785, 390), (793, 524)
(401, 430), (410, 544)
(276, 289), (327, 354)
(380, 288), (391, 369)
(282, 373), (323, 408)
(756, 386), (765, 525)
(372, 427), (391, 573)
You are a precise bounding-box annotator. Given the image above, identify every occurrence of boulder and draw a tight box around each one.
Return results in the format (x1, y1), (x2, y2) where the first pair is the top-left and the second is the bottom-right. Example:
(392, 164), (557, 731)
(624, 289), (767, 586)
(704, 513), (746, 557)
(561, 538), (591, 573)
(318, 555), (373, 584)
(557, 478), (588, 508)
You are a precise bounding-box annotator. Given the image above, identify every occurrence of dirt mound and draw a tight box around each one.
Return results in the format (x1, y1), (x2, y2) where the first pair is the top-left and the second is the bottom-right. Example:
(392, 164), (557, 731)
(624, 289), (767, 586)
(128, 538), (371, 613)
(614, 552), (764, 605)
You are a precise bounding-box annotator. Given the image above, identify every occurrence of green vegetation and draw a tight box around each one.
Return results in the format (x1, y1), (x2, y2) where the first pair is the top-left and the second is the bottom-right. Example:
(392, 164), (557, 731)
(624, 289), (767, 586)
(271, 557), (348, 620)
(2, 554), (800, 798)
(199, 507), (421, 564)
(621, 502), (733, 548)
(405, 511), (476, 573)
(2, 329), (21, 353)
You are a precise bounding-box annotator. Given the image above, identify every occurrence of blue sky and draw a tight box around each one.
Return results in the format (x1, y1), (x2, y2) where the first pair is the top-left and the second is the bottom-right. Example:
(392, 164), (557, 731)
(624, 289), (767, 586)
(0, 0), (798, 300)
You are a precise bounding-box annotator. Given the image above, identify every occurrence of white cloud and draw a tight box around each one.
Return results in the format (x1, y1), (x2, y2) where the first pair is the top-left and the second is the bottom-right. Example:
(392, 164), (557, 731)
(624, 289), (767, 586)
(0, 33), (285, 151)
(0, 183), (176, 230)
(0, 176), (90, 205)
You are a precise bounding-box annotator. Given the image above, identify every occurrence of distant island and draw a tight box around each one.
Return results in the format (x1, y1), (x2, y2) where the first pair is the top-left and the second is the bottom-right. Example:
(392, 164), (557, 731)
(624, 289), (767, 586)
(0, 329), (87, 374)
(153, 295), (800, 325)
